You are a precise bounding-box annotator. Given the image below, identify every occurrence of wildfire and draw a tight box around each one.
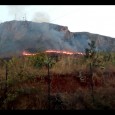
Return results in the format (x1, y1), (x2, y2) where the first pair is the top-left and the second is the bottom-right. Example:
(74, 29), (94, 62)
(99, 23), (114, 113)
(45, 50), (74, 55)
(45, 50), (85, 55)
(22, 51), (36, 56)
(22, 50), (85, 56)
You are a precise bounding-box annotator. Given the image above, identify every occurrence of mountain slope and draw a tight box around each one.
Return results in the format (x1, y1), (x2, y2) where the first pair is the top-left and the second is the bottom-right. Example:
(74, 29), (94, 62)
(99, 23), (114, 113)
(0, 20), (115, 57)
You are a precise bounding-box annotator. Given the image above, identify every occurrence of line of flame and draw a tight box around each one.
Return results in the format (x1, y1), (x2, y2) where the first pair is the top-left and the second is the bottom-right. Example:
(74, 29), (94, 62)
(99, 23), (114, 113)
(22, 50), (85, 56)
(22, 51), (36, 56)
(45, 50), (85, 55)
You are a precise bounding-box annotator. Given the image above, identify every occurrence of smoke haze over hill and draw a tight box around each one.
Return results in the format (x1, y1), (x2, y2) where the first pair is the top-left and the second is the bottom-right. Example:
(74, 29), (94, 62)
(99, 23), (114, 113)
(0, 20), (115, 57)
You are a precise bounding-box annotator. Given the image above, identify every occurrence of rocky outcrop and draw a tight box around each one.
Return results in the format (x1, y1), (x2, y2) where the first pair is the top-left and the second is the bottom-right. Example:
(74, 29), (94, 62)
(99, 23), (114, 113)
(0, 20), (115, 57)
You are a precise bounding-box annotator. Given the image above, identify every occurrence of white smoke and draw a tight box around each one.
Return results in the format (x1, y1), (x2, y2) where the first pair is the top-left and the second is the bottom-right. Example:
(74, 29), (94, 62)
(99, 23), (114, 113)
(7, 5), (27, 20)
(7, 6), (50, 22)
(32, 12), (50, 22)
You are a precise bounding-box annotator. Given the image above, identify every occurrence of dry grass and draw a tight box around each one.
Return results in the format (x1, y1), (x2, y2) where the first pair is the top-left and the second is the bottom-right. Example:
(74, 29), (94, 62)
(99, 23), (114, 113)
(51, 55), (86, 74)
(0, 53), (115, 109)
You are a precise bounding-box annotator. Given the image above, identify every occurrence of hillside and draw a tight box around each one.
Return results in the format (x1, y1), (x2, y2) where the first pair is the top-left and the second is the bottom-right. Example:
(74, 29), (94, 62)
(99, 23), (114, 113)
(0, 20), (115, 57)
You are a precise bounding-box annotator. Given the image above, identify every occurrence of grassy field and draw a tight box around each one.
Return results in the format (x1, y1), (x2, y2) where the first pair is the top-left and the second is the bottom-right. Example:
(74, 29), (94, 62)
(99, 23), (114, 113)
(0, 51), (115, 110)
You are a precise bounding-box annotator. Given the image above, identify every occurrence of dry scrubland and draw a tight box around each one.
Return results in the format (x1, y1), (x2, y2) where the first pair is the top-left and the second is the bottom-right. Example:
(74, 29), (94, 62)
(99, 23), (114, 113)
(0, 51), (115, 110)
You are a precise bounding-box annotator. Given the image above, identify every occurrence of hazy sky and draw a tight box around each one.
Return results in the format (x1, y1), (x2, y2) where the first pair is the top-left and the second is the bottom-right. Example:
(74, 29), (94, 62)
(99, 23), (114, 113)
(0, 5), (115, 38)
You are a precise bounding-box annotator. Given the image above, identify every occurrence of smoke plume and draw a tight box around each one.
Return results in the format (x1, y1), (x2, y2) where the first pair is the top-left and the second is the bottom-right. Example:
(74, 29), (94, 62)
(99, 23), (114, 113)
(0, 20), (114, 57)
(7, 5), (26, 20)
(32, 12), (50, 22)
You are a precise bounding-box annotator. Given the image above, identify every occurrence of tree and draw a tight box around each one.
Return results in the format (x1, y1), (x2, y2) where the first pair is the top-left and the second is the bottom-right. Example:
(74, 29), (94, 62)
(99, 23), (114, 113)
(85, 40), (96, 59)
(44, 55), (56, 110)
(84, 40), (96, 103)
(84, 40), (106, 104)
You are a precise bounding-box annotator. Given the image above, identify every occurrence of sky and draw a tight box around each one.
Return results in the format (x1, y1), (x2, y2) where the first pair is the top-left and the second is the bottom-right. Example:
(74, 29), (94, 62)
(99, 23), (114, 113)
(0, 5), (115, 38)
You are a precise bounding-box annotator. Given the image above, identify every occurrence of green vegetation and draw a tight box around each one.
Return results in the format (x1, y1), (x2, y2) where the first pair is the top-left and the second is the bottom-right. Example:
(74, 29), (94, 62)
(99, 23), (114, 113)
(0, 42), (115, 109)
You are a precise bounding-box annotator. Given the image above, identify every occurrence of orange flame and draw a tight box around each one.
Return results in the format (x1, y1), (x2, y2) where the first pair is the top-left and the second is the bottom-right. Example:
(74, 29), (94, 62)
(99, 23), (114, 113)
(22, 51), (36, 56)
(45, 50), (73, 55)
(45, 50), (85, 55)
(22, 50), (85, 56)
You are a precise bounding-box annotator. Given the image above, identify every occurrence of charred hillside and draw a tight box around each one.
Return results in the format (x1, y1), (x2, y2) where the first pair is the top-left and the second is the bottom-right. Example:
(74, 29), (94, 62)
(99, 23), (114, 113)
(0, 20), (115, 57)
